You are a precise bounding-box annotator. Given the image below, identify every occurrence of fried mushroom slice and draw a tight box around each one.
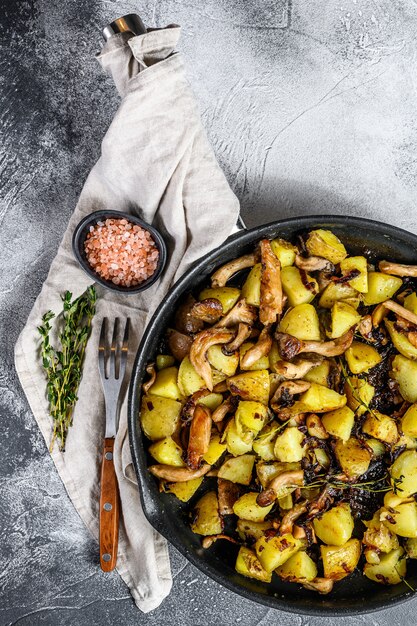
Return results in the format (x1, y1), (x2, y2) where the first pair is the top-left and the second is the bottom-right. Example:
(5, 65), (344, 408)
(240, 325), (272, 369)
(181, 389), (211, 424)
(275, 328), (354, 360)
(187, 404), (212, 470)
(256, 470), (305, 507)
(382, 299), (417, 326)
(149, 463), (211, 482)
(142, 363), (157, 394)
(190, 298), (223, 323)
(295, 254), (335, 273)
(202, 534), (239, 549)
(222, 322), (252, 355)
(190, 327), (235, 390)
(212, 396), (235, 423)
(379, 260), (417, 277)
(302, 578), (334, 594)
(215, 298), (257, 328)
(217, 478), (240, 515)
(211, 253), (257, 288)
(272, 355), (324, 379)
(279, 501), (308, 535)
(259, 239), (283, 325)
(270, 380), (311, 413)
(167, 328), (193, 361)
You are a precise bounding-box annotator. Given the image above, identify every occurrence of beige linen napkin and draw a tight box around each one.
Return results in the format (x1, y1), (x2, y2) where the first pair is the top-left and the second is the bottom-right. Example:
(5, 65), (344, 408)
(14, 26), (239, 613)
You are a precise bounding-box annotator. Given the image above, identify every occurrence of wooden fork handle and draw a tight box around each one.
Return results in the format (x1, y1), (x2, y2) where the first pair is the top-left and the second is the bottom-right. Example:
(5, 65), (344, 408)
(99, 438), (119, 572)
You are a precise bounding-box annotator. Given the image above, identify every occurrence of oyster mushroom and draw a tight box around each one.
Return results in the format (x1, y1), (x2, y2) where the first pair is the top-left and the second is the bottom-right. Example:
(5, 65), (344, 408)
(211, 253), (257, 288)
(190, 298), (223, 323)
(216, 299), (257, 328)
(212, 396), (235, 423)
(272, 355), (324, 379)
(217, 478), (240, 515)
(382, 299), (417, 326)
(271, 380), (311, 411)
(259, 239), (283, 325)
(279, 501), (308, 535)
(149, 463), (211, 482)
(190, 327), (235, 390)
(142, 362), (157, 394)
(379, 260), (417, 277)
(181, 389), (211, 424)
(256, 470), (305, 507)
(222, 322), (252, 355)
(187, 404), (212, 470)
(306, 486), (333, 520)
(306, 414), (328, 439)
(275, 328), (354, 360)
(240, 325), (272, 369)
(302, 578), (334, 594)
(167, 328), (193, 361)
(295, 254), (335, 273)
(202, 534), (239, 549)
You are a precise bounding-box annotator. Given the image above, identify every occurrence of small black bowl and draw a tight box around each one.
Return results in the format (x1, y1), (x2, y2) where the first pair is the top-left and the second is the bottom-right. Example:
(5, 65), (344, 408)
(72, 210), (167, 294)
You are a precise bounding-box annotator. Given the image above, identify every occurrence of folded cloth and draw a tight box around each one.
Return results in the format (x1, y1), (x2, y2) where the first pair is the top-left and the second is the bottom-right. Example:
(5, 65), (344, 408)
(14, 26), (239, 613)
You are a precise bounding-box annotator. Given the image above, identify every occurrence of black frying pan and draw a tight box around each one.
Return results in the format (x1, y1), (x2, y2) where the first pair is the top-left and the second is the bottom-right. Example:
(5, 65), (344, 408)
(128, 215), (417, 616)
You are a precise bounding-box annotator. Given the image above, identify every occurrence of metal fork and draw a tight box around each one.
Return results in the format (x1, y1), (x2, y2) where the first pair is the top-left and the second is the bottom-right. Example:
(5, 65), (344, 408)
(98, 317), (130, 572)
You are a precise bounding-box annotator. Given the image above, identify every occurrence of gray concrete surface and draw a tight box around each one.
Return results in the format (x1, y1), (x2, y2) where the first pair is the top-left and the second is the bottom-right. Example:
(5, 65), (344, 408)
(1, 0), (417, 624)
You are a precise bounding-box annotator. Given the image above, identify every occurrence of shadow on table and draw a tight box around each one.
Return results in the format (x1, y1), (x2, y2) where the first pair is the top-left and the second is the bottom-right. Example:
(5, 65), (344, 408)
(240, 178), (377, 230)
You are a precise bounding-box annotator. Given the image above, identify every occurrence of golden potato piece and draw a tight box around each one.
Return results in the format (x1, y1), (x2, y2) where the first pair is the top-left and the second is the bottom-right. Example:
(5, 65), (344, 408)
(140, 394), (182, 441)
(191, 491), (222, 536)
(385, 319), (417, 360)
(313, 503), (354, 546)
(217, 454), (255, 485)
(321, 539), (361, 580)
(390, 450), (417, 497)
(345, 341), (382, 374)
(148, 437), (185, 467)
(306, 229), (347, 264)
(233, 492), (274, 522)
(227, 369), (270, 405)
(340, 256), (368, 293)
(334, 438), (372, 478)
(330, 302), (361, 339)
(281, 266), (318, 307)
(241, 264), (262, 306)
(278, 303), (321, 341)
(199, 287), (240, 313)
(299, 383), (346, 413)
(276, 550), (317, 582)
(363, 272), (402, 306)
(255, 533), (301, 572)
(390, 355), (417, 403)
(166, 477), (204, 502)
(235, 546), (271, 582)
(362, 411), (398, 445)
(321, 406), (354, 442)
(364, 547), (406, 585)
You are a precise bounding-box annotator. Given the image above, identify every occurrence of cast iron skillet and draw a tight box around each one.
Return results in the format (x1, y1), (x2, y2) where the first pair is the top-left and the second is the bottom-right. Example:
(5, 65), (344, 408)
(128, 215), (417, 616)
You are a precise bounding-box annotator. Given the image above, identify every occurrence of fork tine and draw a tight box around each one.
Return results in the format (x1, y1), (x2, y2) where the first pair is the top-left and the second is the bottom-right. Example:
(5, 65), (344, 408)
(98, 317), (108, 381)
(119, 318), (130, 380)
(110, 318), (119, 379)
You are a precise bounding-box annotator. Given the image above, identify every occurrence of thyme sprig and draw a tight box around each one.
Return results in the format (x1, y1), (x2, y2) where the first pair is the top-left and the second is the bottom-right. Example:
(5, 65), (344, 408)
(38, 287), (97, 451)
(301, 473), (392, 494)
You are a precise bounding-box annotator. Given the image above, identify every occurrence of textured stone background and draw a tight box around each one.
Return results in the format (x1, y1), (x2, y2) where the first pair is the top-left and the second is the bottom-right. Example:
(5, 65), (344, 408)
(1, 0), (417, 624)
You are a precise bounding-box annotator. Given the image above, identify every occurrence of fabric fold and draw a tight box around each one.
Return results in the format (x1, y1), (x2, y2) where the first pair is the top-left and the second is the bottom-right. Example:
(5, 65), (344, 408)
(15, 26), (239, 612)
